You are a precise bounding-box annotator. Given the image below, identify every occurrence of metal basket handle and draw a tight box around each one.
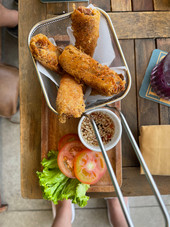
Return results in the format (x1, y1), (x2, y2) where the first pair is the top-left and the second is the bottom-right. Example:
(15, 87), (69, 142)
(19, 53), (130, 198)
(83, 106), (170, 227)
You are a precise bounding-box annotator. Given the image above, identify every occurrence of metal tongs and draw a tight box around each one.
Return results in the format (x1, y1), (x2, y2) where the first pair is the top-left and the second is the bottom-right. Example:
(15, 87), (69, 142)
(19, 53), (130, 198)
(83, 106), (170, 227)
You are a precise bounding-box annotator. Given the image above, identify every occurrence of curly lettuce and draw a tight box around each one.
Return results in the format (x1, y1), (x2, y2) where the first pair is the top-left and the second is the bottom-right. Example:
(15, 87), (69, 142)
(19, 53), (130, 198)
(37, 150), (90, 207)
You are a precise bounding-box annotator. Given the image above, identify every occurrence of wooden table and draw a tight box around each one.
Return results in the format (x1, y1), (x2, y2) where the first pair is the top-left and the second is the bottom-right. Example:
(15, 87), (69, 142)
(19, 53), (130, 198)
(19, 0), (170, 199)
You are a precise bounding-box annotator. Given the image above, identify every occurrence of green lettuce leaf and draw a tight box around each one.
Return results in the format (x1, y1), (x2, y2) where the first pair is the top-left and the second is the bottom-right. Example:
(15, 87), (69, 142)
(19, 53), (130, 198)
(37, 150), (90, 207)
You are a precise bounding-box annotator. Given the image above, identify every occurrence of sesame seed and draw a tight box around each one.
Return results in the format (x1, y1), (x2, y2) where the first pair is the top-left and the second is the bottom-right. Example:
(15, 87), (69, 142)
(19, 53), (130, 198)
(81, 111), (115, 146)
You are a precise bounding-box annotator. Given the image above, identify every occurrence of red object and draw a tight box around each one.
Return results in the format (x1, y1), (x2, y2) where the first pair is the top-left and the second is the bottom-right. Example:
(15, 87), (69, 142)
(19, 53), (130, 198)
(150, 52), (170, 100)
(57, 140), (86, 178)
(74, 150), (107, 184)
(0, 194), (8, 213)
(58, 134), (79, 151)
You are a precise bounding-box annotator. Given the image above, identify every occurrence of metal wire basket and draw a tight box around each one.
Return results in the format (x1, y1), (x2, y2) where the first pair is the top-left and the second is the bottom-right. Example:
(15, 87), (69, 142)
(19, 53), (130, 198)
(28, 8), (131, 115)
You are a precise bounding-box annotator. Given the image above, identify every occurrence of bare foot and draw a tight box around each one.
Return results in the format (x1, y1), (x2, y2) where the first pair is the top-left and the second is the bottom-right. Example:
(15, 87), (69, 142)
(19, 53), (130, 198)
(0, 3), (18, 27)
(107, 197), (129, 227)
(52, 200), (72, 227)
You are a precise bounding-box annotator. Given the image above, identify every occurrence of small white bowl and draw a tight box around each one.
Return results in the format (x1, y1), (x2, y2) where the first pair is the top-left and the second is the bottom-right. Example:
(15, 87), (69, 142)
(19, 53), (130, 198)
(78, 108), (122, 152)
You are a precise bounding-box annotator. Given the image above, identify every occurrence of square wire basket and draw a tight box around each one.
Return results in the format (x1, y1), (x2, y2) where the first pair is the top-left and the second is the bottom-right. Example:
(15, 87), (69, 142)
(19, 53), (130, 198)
(28, 7), (131, 115)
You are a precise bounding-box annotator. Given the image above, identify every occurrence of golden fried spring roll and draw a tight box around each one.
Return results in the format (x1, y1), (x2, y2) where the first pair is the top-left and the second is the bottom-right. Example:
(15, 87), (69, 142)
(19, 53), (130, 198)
(30, 34), (85, 122)
(59, 45), (126, 96)
(56, 74), (85, 123)
(30, 34), (61, 72)
(71, 6), (100, 57)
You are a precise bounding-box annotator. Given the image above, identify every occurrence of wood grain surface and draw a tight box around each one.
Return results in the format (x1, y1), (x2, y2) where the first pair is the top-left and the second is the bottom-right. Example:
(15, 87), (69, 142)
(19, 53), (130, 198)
(20, 0), (170, 199)
(90, 0), (111, 11)
(46, 1), (111, 14)
(88, 167), (170, 197)
(111, 0), (132, 11)
(20, 0), (46, 198)
(47, 3), (69, 14)
(41, 101), (122, 193)
(109, 12), (170, 39)
(132, 0), (153, 11)
(120, 40), (138, 167)
(153, 0), (170, 10)
(135, 39), (160, 128)
(47, 11), (170, 39)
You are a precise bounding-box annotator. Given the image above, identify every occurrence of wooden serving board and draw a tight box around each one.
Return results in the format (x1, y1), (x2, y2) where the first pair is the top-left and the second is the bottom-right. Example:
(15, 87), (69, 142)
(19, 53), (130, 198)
(41, 98), (122, 193)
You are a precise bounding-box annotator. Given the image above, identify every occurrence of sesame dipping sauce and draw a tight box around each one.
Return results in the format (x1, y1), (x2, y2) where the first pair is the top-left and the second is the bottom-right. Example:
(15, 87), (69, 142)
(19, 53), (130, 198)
(80, 111), (115, 147)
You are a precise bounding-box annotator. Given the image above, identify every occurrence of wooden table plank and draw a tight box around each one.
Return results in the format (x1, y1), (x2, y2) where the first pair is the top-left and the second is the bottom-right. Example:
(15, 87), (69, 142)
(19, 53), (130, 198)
(135, 39), (160, 128)
(153, 0), (170, 10)
(47, 2), (88, 14)
(108, 12), (170, 39)
(87, 167), (170, 197)
(19, 0), (46, 199)
(122, 167), (170, 196)
(120, 40), (139, 167)
(132, 0), (153, 11)
(156, 38), (170, 52)
(111, 0), (132, 11)
(156, 38), (170, 125)
(90, 0), (111, 11)
(46, 1), (111, 14)
(47, 11), (170, 39)
(47, 3), (68, 14)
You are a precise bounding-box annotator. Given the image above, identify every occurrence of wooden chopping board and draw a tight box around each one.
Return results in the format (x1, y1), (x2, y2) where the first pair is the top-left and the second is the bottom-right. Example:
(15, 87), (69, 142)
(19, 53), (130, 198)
(41, 98), (122, 193)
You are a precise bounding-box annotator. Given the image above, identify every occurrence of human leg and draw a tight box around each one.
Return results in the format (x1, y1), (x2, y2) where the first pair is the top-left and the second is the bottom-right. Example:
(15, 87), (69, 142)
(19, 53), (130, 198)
(52, 200), (72, 227)
(0, 3), (18, 27)
(106, 197), (129, 227)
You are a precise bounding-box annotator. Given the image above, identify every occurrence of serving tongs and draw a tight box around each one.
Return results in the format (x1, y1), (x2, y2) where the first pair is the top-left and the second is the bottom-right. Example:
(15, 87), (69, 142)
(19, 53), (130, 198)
(83, 106), (170, 227)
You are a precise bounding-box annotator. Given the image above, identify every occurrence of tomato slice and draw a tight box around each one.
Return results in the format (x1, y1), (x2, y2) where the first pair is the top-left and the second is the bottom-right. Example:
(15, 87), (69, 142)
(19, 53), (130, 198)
(58, 134), (79, 151)
(74, 150), (107, 184)
(57, 140), (86, 178)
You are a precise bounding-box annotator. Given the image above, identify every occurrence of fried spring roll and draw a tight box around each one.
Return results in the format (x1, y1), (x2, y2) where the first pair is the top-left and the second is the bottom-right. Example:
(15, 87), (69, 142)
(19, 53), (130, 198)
(30, 34), (85, 122)
(71, 6), (100, 57)
(59, 45), (126, 96)
(56, 74), (85, 123)
(30, 34), (61, 72)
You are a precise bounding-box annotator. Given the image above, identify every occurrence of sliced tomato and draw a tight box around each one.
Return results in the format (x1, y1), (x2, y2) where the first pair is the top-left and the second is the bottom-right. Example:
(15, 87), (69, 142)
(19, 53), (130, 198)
(57, 140), (86, 178)
(74, 150), (107, 184)
(58, 134), (79, 151)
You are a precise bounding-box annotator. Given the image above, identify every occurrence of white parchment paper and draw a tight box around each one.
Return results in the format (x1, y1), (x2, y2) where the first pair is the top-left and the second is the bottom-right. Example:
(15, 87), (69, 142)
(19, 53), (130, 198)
(67, 4), (115, 67)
